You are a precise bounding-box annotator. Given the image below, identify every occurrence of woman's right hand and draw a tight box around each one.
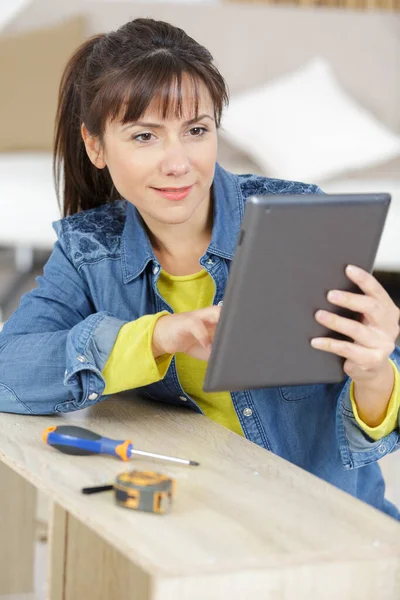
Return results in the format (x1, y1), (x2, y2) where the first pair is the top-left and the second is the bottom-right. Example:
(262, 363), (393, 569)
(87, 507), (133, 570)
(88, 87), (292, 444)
(152, 306), (222, 361)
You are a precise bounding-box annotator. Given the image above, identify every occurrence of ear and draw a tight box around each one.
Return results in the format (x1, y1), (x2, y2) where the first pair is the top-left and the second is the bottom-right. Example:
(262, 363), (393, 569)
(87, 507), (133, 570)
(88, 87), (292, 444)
(81, 123), (106, 169)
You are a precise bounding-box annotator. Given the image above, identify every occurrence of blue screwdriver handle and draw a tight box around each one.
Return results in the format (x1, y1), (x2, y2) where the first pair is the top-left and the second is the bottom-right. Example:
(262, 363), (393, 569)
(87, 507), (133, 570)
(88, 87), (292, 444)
(43, 425), (133, 460)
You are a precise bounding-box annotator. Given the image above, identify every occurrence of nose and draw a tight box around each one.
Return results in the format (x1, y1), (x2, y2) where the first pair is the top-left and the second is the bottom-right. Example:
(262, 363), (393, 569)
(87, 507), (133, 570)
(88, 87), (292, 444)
(159, 139), (191, 177)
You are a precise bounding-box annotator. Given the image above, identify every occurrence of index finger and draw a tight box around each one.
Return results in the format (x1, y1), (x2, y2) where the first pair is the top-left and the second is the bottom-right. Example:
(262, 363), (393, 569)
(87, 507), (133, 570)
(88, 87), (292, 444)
(193, 305), (222, 323)
(345, 264), (392, 304)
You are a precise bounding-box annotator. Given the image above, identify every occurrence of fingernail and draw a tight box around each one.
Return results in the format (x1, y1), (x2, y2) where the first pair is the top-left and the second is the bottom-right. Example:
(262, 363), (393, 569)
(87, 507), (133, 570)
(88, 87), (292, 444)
(328, 290), (341, 301)
(346, 264), (359, 275)
(311, 338), (324, 348)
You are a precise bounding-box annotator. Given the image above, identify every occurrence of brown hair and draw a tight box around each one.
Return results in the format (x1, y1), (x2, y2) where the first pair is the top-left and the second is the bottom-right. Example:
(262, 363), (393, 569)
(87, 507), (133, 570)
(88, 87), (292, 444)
(53, 18), (229, 217)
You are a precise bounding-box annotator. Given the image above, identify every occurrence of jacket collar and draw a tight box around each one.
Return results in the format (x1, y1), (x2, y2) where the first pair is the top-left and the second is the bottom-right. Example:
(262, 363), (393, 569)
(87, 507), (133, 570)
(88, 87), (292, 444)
(121, 162), (244, 283)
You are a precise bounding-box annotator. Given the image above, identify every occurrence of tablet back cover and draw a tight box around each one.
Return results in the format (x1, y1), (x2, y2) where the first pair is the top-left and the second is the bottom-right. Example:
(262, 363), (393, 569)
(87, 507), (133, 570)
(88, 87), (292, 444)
(203, 193), (390, 392)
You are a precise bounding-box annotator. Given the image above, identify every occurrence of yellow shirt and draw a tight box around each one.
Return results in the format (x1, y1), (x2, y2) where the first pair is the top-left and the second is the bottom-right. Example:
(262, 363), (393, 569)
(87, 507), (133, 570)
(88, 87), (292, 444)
(157, 269), (244, 436)
(102, 269), (399, 441)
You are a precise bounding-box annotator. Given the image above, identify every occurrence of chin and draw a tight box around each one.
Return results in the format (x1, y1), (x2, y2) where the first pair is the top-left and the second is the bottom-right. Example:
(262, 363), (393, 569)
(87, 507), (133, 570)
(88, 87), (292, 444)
(158, 202), (198, 220)
(161, 214), (193, 225)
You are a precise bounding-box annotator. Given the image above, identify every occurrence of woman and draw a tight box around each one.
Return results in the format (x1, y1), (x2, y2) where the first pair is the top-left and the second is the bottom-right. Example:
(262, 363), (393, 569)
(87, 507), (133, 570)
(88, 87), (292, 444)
(0, 18), (399, 519)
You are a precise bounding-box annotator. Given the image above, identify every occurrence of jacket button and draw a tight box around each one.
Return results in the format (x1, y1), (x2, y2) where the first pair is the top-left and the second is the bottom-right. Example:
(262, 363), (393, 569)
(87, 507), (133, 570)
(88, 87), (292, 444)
(243, 408), (252, 417)
(88, 392), (99, 401)
(179, 395), (188, 402)
(378, 444), (386, 454)
(218, 301), (223, 307)
(77, 355), (86, 363)
(153, 265), (160, 275)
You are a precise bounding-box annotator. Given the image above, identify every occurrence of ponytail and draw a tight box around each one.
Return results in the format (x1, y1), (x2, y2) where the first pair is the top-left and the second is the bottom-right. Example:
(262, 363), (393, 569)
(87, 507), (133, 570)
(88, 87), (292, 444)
(53, 34), (117, 217)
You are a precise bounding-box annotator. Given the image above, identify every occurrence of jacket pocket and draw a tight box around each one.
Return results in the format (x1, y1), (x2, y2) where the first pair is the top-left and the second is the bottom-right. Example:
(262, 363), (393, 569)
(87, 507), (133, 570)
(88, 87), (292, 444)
(279, 385), (320, 402)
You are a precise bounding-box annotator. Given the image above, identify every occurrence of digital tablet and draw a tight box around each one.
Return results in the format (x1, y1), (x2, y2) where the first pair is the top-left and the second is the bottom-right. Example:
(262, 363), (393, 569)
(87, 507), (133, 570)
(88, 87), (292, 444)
(203, 193), (390, 392)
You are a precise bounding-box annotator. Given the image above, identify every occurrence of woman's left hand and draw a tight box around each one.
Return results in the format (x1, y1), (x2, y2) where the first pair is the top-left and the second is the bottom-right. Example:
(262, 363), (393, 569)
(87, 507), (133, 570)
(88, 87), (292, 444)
(311, 264), (400, 384)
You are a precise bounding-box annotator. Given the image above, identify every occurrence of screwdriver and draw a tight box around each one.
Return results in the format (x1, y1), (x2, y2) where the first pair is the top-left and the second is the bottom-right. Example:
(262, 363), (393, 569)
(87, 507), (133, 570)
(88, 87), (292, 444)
(42, 425), (199, 466)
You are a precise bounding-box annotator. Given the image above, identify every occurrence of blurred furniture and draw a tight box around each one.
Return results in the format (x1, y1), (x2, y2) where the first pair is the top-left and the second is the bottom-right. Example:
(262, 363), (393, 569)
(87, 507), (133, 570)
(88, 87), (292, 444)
(0, 392), (399, 599)
(0, 14), (83, 320)
(0, 0), (32, 30)
(226, 0), (400, 13)
(0, 2), (399, 322)
(0, 153), (59, 321)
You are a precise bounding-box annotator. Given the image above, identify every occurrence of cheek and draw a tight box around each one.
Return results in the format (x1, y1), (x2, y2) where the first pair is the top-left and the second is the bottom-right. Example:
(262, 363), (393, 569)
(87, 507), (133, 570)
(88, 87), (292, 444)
(106, 149), (148, 189)
(194, 137), (218, 172)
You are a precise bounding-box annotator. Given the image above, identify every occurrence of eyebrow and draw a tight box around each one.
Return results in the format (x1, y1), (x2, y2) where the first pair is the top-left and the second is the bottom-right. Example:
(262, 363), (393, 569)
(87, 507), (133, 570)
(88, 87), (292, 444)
(121, 114), (215, 131)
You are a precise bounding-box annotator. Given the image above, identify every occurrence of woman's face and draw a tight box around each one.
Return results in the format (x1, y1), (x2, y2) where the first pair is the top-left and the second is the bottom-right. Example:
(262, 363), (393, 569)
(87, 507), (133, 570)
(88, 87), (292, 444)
(85, 76), (218, 228)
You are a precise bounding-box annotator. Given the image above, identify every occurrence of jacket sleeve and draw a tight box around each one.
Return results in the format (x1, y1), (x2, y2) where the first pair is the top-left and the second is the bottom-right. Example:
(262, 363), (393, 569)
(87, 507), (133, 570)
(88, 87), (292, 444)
(0, 238), (128, 415)
(336, 346), (400, 469)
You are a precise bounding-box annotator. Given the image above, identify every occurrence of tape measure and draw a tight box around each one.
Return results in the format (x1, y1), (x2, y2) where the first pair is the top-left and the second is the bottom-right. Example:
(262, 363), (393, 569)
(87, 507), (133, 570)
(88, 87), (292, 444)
(114, 470), (175, 515)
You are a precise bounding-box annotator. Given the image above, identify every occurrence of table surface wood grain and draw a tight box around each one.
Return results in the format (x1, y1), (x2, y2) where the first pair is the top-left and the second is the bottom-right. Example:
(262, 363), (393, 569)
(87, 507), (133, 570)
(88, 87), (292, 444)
(0, 392), (399, 583)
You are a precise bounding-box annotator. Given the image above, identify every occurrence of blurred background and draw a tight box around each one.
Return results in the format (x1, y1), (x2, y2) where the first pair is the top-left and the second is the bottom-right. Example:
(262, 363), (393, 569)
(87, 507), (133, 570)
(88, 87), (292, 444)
(0, 1), (399, 597)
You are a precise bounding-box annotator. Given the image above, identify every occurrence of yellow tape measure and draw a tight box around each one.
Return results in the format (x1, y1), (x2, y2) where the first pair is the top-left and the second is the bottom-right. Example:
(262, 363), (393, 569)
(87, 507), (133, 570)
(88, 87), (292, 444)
(114, 470), (175, 514)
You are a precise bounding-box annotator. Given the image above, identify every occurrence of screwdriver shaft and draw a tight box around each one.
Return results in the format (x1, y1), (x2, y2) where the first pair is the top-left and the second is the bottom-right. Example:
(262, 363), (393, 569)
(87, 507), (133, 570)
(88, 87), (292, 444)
(130, 448), (199, 466)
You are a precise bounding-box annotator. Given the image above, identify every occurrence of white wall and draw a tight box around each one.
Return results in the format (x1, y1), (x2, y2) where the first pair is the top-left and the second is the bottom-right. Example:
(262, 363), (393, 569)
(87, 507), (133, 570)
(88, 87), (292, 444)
(0, 0), (32, 30)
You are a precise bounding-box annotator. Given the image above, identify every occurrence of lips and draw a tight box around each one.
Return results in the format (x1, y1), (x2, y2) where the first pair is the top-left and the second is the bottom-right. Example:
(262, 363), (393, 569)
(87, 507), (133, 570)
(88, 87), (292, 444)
(154, 186), (192, 191)
(152, 185), (194, 201)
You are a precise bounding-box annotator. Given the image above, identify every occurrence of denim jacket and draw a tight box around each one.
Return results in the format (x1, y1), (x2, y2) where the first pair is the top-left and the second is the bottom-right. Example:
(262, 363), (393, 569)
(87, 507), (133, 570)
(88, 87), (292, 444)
(0, 162), (399, 519)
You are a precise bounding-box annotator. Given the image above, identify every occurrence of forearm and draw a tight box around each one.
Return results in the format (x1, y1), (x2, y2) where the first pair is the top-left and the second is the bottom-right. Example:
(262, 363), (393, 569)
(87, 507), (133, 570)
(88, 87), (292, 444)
(0, 330), (70, 414)
(102, 312), (173, 395)
(0, 312), (126, 414)
(352, 360), (395, 428)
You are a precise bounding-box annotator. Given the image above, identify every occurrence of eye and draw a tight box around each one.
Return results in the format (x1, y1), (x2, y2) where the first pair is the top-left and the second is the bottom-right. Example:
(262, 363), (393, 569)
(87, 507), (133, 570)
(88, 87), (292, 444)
(189, 127), (208, 137)
(132, 132), (155, 143)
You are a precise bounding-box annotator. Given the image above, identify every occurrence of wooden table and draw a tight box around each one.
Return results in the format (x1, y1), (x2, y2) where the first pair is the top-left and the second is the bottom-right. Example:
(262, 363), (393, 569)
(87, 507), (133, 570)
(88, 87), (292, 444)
(0, 392), (399, 600)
